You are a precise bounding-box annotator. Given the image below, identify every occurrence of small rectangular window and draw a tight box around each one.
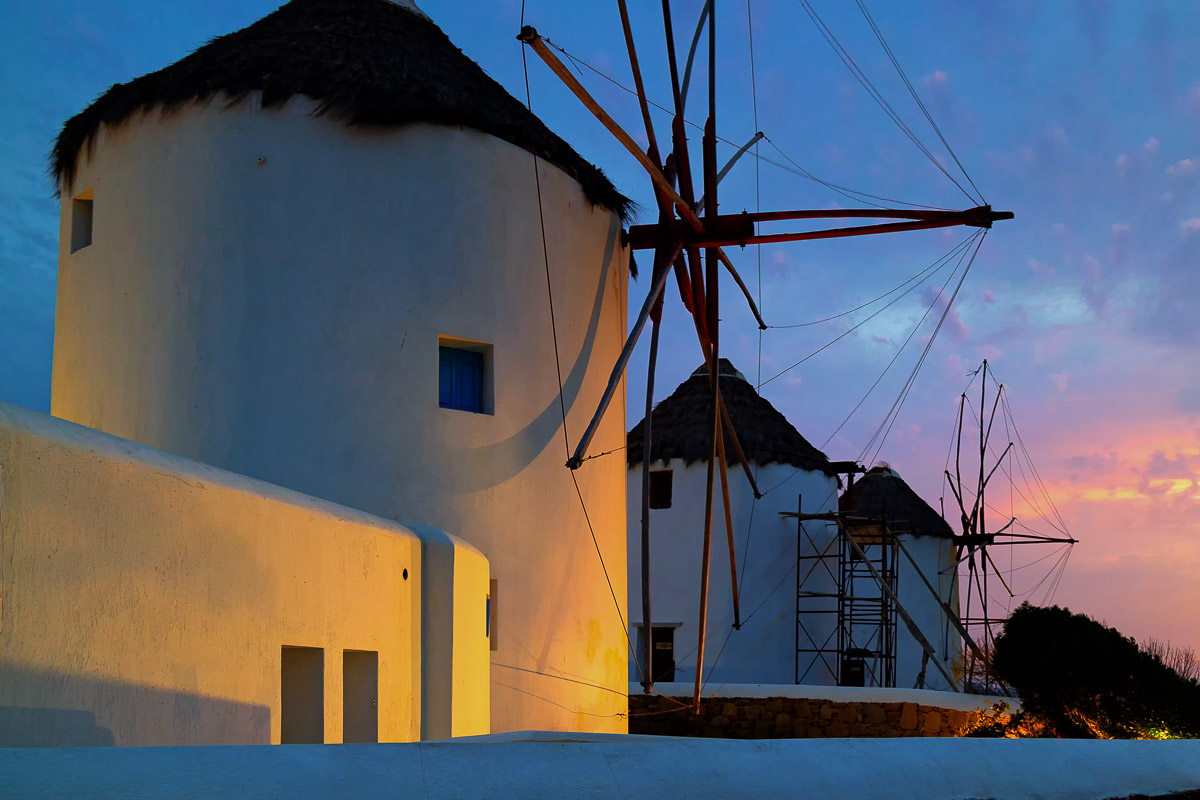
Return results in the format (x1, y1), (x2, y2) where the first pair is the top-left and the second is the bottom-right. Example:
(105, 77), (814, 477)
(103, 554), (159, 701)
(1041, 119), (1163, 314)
(342, 650), (378, 743)
(281, 645), (324, 744)
(71, 189), (94, 253)
(439, 337), (493, 414)
(488, 578), (499, 652)
(649, 469), (673, 509)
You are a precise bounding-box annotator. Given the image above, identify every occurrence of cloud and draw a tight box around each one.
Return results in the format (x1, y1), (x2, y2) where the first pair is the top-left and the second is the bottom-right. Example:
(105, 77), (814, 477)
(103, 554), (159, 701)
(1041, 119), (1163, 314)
(1145, 137), (1160, 155)
(1050, 372), (1070, 395)
(921, 70), (949, 90)
(1181, 218), (1200, 236)
(1116, 154), (1130, 171)
(1167, 158), (1196, 176)
(1111, 223), (1131, 234)
(981, 289), (995, 304)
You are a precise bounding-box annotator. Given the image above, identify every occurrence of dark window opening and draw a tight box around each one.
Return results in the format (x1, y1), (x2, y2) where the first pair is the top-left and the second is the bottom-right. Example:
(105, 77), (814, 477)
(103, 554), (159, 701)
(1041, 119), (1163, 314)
(343, 650), (378, 743)
(71, 191), (93, 253)
(439, 339), (492, 414)
(649, 469), (673, 509)
(636, 625), (677, 683)
(488, 578), (499, 652)
(281, 646), (324, 743)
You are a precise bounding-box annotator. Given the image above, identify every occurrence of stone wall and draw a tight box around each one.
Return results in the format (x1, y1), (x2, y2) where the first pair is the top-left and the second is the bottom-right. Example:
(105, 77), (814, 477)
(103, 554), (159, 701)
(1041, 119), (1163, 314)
(628, 694), (974, 739)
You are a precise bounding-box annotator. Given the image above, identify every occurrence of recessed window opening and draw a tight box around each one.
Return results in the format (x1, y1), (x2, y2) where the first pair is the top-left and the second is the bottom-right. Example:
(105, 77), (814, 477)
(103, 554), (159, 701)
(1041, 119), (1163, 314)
(439, 336), (494, 415)
(343, 650), (379, 743)
(71, 189), (94, 253)
(649, 469), (673, 509)
(281, 645), (324, 744)
(488, 579), (499, 652)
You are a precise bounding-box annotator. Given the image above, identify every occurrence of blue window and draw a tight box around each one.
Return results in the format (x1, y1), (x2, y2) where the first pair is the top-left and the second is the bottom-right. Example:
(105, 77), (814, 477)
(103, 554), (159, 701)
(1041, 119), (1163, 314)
(439, 346), (485, 413)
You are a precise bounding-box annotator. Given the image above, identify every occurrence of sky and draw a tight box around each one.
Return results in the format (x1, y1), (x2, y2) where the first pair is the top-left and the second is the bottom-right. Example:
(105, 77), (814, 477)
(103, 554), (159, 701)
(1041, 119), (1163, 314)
(2, 0), (1199, 652)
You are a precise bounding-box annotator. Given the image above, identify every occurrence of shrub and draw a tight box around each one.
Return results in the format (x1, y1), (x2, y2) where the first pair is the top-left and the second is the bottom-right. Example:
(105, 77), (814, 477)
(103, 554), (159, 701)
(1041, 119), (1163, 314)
(991, 603), (1200, 738)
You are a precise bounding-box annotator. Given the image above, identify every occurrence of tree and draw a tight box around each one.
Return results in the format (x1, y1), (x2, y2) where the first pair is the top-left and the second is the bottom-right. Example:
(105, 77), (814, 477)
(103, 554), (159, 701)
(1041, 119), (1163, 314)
(991, 603), (1200, 738)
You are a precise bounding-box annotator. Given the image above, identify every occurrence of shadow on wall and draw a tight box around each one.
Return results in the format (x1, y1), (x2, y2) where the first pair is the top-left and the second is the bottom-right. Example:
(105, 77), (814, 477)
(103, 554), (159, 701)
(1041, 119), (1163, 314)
(0, 662), (270, 747)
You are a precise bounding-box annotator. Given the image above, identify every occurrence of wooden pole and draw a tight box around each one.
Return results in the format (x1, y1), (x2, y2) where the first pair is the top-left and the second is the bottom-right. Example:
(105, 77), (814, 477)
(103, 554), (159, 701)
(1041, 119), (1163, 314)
(517, 27), (703, 233)
(715, 419), (741, 628)
(843, 530), (959, 691)
(639, 319), (661, 693)
(566, 238), (682, 469)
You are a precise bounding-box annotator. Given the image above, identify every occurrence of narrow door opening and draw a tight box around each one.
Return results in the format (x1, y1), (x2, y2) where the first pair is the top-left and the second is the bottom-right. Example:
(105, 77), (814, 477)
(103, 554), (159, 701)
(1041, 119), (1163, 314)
(343, 650), (378, 743)
(636, 625), (677, 682)
(281, 646), (324, 743)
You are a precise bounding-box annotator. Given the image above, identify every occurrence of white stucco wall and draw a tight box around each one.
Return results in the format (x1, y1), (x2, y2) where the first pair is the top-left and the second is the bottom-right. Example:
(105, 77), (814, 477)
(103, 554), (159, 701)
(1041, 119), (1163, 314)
(629, 461), (961, 690)
(51, 96), (629, 734)
(894, 533), (961, 691)
(0, 402), (435, 746)
(628, 459), (839, 687)
(8, 735), (1200, 800)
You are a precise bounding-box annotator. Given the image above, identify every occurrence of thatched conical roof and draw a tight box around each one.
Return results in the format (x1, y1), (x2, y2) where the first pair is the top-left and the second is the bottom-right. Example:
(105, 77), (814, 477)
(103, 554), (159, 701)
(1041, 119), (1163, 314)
(839, 465), (954, 539)
(51, 0), (631, 220)
(627, 359), (836, 474)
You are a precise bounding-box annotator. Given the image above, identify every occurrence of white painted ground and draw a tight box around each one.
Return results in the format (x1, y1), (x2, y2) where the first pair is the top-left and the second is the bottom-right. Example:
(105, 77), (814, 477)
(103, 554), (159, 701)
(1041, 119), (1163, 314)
(4, 733), (1199, 799)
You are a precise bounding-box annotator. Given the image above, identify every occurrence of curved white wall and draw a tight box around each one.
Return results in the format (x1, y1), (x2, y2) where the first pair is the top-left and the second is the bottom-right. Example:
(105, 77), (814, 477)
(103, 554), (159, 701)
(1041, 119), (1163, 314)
(628, 461), (961, 690)
(52, 96), (629, 734)
(627, 459), (839, 687)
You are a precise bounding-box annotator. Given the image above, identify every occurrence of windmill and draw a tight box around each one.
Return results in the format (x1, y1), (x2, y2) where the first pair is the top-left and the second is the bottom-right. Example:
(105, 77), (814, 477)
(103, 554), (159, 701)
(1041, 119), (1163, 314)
(518, 1), (1014, 705)
(942, 360), (1077, 689)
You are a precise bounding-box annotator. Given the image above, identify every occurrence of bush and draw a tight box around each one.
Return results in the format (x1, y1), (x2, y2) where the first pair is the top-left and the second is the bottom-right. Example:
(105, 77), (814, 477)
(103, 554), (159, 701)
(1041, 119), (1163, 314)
(991, 603), (1200, 738)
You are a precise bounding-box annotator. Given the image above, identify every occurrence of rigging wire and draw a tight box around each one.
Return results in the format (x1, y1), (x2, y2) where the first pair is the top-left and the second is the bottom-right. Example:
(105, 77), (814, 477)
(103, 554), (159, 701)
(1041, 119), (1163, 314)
(819, 232), (980, 449)
(859, 231), (986, 467)
(854, 0), (985, 204)
(542, 37), (953, 212)
(521, 12), (644, 685)
(771, 236), (974, 330)
(759, 230), (978, 389)
(796, 0), (977, 204)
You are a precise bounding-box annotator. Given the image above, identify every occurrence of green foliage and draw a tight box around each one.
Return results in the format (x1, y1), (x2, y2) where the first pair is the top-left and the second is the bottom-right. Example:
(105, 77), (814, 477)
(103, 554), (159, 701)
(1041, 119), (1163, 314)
(991, 603), (1200, 738)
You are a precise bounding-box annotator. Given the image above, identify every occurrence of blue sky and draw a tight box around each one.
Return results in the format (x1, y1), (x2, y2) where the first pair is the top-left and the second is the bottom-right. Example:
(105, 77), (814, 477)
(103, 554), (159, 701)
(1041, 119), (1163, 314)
(2, 0), (1199, 648)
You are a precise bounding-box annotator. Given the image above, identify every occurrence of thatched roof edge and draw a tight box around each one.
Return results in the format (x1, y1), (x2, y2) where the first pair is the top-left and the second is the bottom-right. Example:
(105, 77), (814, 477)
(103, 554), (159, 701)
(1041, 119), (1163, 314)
(49, 0), (633, 222)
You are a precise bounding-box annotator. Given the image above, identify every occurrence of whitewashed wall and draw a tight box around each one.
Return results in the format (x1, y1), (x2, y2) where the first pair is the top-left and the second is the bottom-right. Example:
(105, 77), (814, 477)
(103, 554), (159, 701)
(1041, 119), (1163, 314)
(894, 534), (961, 691)
(629, 460), (961, 690)
(0, 401), (490, 747)
(627, 459), (839, 687)
(51, 97), (629, 734)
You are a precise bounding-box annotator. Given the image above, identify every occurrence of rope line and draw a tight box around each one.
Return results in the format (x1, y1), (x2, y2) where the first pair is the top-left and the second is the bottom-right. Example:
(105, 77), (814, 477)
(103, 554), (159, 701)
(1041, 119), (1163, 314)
(521, 20), (644, 685)
(758, 231), (976, 388)
(796, 0), (976, 204)
(542, 37), (951, 211)
(855, 0), (985, 204)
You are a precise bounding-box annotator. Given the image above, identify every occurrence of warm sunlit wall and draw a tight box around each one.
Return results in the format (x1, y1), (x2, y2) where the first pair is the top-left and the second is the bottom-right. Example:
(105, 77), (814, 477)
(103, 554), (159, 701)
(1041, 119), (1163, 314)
(0, 401), (486, 747)
(50, 98), (629, 733)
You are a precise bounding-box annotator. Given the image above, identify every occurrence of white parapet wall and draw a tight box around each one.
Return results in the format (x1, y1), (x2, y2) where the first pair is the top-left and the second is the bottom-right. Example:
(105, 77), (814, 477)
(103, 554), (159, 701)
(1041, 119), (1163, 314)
(0, 401), (488, 747)
(635, 682), (1016, 713)
(4, 734), (1200, 799)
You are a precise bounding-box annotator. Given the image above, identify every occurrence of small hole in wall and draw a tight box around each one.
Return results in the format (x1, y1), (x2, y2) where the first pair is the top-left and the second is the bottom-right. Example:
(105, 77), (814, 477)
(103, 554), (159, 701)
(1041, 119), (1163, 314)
(402, 568), (408, 580)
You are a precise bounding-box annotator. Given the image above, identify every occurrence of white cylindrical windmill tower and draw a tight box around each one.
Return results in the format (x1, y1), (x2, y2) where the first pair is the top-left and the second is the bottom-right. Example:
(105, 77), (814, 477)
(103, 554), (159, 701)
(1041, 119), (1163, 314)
(626, 359), (843, 688)
(50, 0), (631, 734)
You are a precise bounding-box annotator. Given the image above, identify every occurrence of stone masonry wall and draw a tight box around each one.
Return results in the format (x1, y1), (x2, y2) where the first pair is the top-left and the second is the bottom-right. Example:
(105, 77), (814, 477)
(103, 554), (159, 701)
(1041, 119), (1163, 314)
(628, 694), (974, 739)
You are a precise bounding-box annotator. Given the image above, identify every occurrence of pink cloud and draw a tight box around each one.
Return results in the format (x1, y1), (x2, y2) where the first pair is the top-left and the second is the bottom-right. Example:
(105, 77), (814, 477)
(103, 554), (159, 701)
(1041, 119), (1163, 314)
(921, 70), (949, 90)
(1167, 158), (1196, 176)
(1145, 137), (1160, 155)
(1050, 372), (1070, 395)
(981, 288), (995, 304)
(1116, 153), (1130, 171)
(1111, 222), (1131, 234)
(1181, 218), (1200, 236)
